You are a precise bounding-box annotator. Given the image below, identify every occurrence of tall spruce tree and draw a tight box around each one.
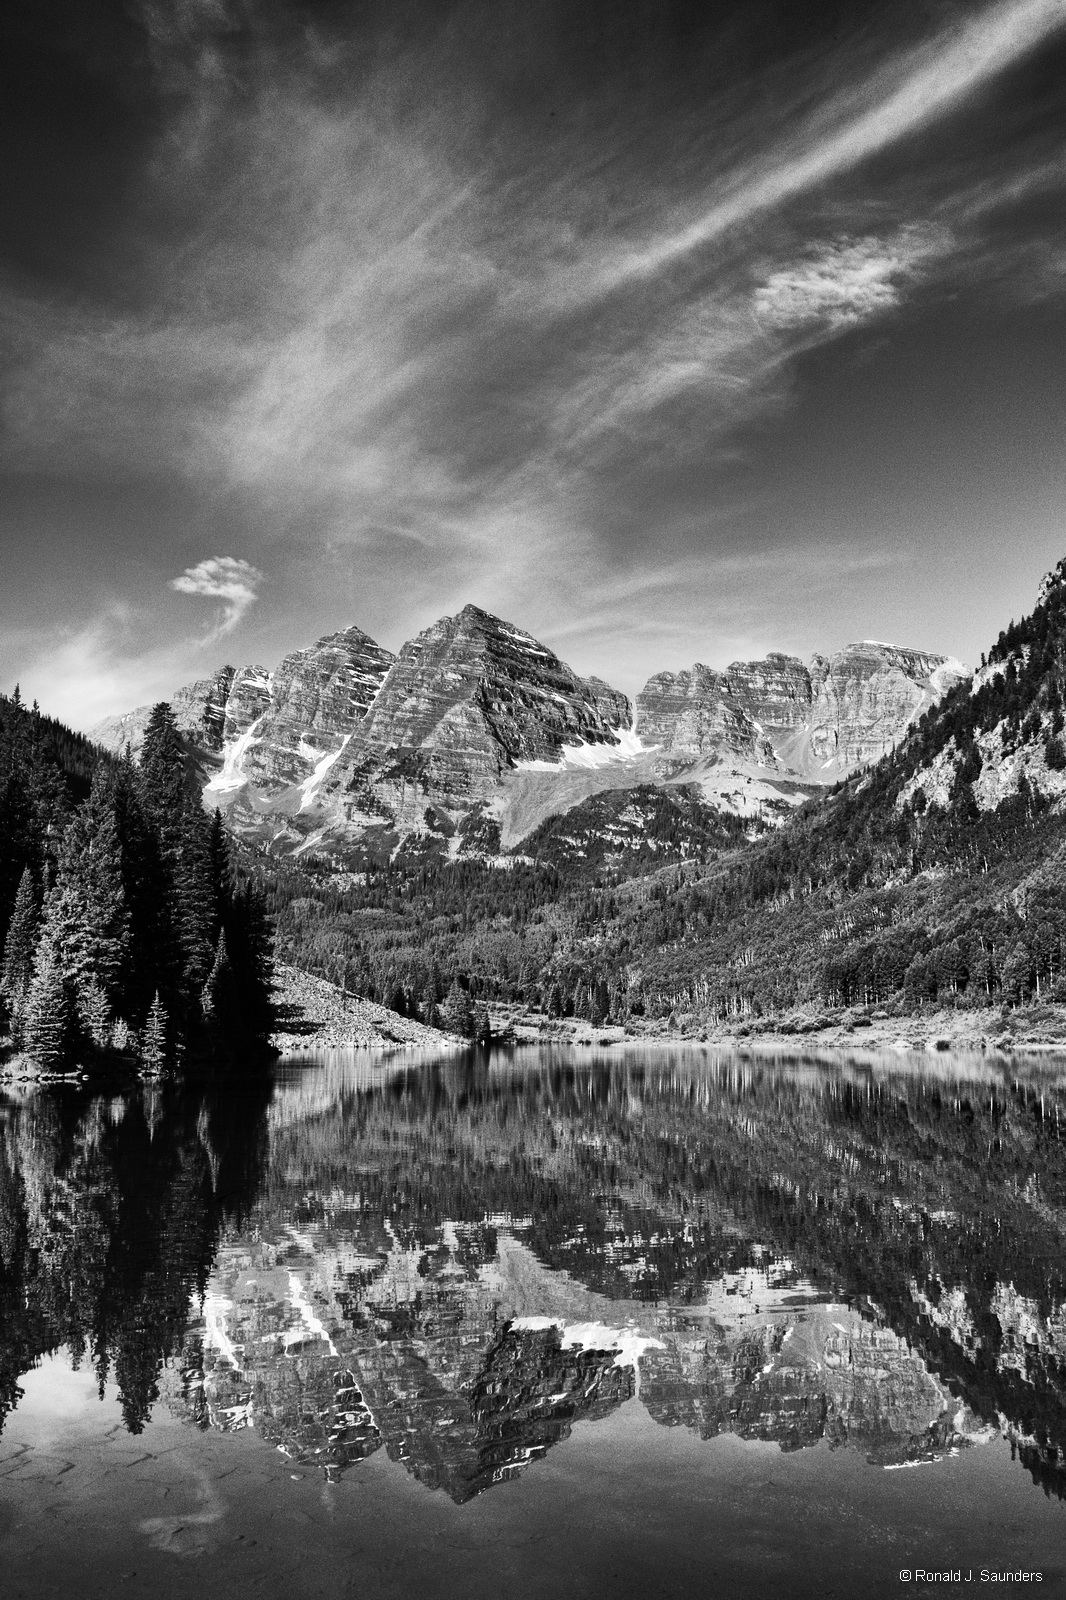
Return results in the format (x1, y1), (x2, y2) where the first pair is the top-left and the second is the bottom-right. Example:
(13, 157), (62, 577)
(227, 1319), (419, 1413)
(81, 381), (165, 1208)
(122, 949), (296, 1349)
(23, 941), (78, 1069)
(35, 767), (129, 1009)
(138, 705), (216, 1013)
(141, 992), (168, 1073)
(1, 866), (37, 1042)
(111, 754), (178, 1025)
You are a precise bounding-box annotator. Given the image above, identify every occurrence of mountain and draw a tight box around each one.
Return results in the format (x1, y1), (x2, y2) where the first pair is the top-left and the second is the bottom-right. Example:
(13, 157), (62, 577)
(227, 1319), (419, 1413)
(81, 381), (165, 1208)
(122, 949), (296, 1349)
(257, 556), (1066, 1036)
(580, 555), (1066, 1026)
(637, 643), (969, 782)
(298, 603), (633, 853)
(91, 606), (967, 862)
(92, 626), (396, 795)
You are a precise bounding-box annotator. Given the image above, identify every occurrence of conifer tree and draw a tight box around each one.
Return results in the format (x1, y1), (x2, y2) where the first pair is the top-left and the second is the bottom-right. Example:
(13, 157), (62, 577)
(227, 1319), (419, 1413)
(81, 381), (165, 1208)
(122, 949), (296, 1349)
(442, 978), (475, 1038)
(81, 975), (112, 1052)
(23, 941), (78, 1069)
(141, 992), (168, 1073)
(138, 707), (222, 1011)
(201, 931), (241, 1043)
(473, 1003), (492, 1046)
(1, 865), (37, 1042)
(36, 767), (129, 1009)
(112, 754), (182, 1025)
(138, 704), (189, 830)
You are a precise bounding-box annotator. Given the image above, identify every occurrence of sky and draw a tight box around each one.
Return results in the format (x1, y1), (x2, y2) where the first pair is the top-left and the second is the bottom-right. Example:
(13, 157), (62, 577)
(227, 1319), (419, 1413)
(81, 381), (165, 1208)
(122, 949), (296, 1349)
(2, 0), (1066, 729)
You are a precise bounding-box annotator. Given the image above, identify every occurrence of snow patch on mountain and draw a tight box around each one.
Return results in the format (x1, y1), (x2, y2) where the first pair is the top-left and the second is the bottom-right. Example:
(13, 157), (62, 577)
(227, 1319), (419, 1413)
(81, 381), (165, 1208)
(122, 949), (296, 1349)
(205, 714), (266, 794)
(299, 734), (353, 812)
(514, 724), (652, 772)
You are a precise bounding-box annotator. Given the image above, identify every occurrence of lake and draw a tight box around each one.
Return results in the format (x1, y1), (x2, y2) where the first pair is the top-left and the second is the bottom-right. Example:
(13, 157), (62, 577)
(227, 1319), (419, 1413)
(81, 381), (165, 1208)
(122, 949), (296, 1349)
(2, 1044), (1065, 1599)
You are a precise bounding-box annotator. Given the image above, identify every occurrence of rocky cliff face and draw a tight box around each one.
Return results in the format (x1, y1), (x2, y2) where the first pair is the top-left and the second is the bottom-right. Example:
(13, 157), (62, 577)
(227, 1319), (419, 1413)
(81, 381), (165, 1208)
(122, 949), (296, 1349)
(91, 608), (968, 857)
(314, 604), (632, 834)
(92, 627), (396, 803)
(801, 642), (970, 776)
(229, 626), (397, 793)
(636, 663), (778, 764)
(635, 642), (969, 782)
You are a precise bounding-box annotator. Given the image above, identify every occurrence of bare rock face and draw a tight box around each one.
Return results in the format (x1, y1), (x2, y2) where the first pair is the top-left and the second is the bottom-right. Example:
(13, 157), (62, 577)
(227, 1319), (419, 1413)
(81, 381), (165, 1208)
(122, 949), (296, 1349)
(91, 609), (967, 857)
(237, 627), (397, 791)
(635, 642), (969, 782)
(801, 643), (970, 777)
(636, 664), (774, 763)
(319, 605), (632, 832)
(220, 664), (274, 741)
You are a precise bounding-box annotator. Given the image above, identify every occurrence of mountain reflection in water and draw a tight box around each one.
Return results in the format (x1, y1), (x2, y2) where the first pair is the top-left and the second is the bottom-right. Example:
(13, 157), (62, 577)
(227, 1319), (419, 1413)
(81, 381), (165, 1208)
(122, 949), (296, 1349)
(2, 1047), (1066, 1506)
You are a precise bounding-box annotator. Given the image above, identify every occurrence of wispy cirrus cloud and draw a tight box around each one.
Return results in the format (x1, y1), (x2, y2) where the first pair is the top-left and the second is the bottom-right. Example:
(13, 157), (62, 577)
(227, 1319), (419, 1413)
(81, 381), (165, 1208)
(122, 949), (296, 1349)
(580, 0), (1066, 299)
(171, 556), (264, 637)
(2, 0), (1065, 722)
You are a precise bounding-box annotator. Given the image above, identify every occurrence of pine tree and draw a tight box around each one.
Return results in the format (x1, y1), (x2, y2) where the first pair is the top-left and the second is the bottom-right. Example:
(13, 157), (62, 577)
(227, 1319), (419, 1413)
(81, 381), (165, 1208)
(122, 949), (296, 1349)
(139, 703), (216, 1010)
(23, 941), (78, 1069)
(81, 975), (112, 1052)
(442, 978), (475, 1038)
(201, 931), (240, 1043)
(112, 756), (179, 1025)
(473, 1004), (492, 1045)
(36, 768), (129, 1008)
(1, 865), (37, 1041)
(141, 992), (168, 1073)
(138, 703), (189, 830)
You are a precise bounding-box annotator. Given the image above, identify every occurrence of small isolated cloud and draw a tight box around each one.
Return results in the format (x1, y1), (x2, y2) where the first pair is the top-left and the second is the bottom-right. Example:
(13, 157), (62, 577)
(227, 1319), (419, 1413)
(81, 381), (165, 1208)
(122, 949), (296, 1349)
(170, 556), (264, 637)
(754, 230), (947, 331)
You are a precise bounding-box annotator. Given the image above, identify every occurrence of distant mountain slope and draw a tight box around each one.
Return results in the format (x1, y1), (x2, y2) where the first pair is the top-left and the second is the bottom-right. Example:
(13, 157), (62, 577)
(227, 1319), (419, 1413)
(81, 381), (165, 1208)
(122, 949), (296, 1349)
(637, 642), (969, 782)
(91, 606), (967, 861)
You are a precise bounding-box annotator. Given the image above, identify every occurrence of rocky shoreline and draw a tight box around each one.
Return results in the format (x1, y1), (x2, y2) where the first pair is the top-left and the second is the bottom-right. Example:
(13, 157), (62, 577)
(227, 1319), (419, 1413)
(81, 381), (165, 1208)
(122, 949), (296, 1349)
(271, 963), (462, 1053)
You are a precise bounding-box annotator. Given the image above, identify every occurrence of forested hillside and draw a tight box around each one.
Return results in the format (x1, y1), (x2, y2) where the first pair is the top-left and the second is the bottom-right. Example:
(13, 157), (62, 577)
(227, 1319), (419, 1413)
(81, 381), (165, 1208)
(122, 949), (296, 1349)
(267, 559), (1066, 1032)
(0, 697), (273, 1072)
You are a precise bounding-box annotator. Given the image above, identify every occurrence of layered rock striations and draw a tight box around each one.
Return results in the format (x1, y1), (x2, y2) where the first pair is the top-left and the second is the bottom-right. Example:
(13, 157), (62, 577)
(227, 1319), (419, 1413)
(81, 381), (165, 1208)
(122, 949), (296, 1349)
(635, 642), (969, 782)
(92, 607), (968, 856)
(800, 643), (970, 776)
(92, 626), (396, 803)
(314, 605), (632, 835)
(226, 626), (396, 793)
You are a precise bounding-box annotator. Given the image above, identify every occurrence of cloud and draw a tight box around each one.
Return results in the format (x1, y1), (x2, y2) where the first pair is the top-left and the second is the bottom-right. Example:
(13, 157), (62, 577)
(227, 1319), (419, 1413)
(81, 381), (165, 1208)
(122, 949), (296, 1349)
(753, 229), (948, 331)
(581, 0), (1066, 299)
(0, 606), (189, 732)
(1, 0), (1064, 701)
(170, 556), (264, 636)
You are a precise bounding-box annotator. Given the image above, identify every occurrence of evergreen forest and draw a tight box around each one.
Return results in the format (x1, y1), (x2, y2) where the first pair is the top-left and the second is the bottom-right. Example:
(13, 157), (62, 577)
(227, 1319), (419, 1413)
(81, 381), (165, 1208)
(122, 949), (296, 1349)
(0, 695), (273, 1074)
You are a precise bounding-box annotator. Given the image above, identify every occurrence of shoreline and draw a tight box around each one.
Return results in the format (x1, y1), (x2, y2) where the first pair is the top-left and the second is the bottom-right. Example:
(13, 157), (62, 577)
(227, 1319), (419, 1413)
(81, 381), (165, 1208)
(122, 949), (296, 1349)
(270, 963), (463, 1053)
(484, 999), (1066, 1057)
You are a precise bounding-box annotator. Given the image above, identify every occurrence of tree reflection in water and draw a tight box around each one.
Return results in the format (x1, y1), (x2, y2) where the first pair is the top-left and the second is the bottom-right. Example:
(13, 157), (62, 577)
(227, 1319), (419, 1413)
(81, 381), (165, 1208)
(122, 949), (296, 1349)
(2, 1047), (1065, 1503)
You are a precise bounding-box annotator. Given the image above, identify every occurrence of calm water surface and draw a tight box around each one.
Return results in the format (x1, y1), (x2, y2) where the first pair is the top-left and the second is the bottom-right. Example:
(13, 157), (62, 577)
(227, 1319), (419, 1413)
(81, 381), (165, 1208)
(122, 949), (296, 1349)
(2, 1044), (1066, 1599)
